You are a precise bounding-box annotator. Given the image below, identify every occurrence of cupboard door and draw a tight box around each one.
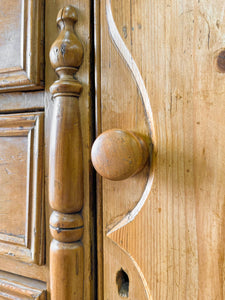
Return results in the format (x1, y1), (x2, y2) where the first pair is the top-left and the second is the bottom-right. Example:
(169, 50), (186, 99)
(0, 0), (47, 295)
(0, 0), (94, 299)
(96, 0), (225, 299)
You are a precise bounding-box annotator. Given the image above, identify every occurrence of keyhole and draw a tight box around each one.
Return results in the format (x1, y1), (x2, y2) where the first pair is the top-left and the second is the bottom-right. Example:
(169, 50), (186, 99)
(116, 268), (129, 298)
(216, 50), (225, 73)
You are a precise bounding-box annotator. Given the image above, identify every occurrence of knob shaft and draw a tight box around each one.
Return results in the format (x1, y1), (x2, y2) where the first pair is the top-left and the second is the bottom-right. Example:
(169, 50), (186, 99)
(91, 129), (149, 181)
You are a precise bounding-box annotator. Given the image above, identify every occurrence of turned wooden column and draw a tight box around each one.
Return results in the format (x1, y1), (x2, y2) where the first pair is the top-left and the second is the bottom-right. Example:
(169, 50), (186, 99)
(49, 6), (84, 299)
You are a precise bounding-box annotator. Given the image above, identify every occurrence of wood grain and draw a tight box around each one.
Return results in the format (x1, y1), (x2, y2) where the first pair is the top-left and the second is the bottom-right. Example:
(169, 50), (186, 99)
(49, 6), (84, 299)
(94, 0), (104, 297)
(98, 0), (225, 299)
(50, 240), (83, 299)
(45, 0), (95, 298)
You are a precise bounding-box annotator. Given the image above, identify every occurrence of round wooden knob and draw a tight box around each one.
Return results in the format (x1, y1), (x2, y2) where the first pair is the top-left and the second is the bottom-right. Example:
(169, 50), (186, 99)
(91, 129), (149, 181)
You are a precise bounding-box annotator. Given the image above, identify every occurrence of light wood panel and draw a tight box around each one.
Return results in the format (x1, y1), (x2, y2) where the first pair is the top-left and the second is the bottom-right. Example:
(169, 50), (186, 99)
(98, 0), (225, 299)
(0, 0), (44, 92)
(0, 113), (44, 265)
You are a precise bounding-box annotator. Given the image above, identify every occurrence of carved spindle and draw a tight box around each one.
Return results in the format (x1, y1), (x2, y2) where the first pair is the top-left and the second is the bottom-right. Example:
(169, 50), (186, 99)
(49, 6), (84, 300)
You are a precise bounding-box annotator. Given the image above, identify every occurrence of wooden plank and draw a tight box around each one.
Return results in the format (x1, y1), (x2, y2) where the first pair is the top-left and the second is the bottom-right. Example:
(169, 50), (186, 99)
(94, 0), (103, 298)
(99, 0), (225, 298)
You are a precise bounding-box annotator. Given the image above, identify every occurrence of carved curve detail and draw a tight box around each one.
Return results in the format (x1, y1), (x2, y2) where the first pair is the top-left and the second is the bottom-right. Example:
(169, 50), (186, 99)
(110, 238), (152, 299)
(105, 1), (156, 298)
(130, 253), (152, 299)
(106, 0), (156, 235)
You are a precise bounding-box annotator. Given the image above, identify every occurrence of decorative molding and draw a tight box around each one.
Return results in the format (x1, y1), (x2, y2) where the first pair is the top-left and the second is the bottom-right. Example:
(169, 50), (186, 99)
(49, 5), (84, 299)
(105, 1), (156, 298)
(106, 0), (156, 235)
(0, 112), (44, 265)
(0, 271), (46, 299)
(0, 0), (44, 92)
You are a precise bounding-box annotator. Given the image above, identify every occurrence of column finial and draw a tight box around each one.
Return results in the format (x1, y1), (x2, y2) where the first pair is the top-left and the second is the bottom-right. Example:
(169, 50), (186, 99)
(49, 5), (83, 97)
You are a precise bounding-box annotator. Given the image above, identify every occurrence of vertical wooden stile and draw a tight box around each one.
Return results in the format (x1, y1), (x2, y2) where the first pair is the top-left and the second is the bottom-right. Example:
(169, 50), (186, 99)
(49, 5), (84, 299)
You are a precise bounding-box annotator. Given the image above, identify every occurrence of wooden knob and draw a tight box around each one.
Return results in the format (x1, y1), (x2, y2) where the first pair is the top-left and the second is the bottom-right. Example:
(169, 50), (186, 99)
(91, 129), (149, 181)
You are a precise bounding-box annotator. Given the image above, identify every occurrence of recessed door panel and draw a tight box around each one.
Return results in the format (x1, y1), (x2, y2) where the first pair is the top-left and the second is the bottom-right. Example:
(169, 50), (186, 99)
(0, 113), (44, 265)
(0, 0), (44, 92)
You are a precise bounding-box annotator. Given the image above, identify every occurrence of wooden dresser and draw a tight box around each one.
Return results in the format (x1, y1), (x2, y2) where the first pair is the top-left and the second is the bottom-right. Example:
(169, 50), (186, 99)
(0, 0), (94, 299)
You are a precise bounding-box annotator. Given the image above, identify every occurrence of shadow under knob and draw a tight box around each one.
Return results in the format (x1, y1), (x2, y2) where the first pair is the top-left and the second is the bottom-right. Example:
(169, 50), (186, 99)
(91, 129), (149, 181)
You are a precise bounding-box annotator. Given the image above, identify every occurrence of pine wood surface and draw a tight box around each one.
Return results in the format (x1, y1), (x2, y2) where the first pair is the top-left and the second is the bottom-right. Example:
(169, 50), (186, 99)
(98, 0), (225, 299)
